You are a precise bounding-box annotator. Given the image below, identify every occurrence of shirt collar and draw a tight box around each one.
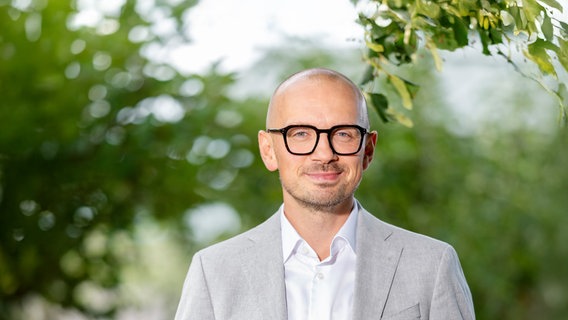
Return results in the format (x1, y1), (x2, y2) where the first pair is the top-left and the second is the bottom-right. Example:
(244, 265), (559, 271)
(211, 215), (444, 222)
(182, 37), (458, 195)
(335, 201), (358, 252)
(280, 200), (360, 263)
(280, 205), (302, 263)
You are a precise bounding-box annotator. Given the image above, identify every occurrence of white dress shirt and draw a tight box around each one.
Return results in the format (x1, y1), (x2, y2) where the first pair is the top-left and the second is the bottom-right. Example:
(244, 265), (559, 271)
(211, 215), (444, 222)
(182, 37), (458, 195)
(280, 203), (358, 320)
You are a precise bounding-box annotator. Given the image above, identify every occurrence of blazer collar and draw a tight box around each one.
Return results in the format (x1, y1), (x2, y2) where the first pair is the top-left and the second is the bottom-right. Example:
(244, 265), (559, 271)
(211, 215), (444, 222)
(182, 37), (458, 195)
(353, 209), (404, 319)
(239, 213), (288, 320)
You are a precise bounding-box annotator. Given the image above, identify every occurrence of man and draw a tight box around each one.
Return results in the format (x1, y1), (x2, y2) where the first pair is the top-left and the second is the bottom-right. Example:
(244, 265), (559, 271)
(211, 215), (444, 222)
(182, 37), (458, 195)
(175, 68), (475, 319)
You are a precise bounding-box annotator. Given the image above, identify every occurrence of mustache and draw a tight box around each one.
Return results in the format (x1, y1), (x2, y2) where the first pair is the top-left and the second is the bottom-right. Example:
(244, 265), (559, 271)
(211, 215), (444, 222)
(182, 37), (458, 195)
(303, 163), (343, 173)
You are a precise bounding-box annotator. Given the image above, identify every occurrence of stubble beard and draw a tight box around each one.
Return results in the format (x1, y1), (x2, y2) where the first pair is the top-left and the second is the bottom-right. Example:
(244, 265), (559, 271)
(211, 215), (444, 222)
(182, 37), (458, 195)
(280, 164), (355, 213)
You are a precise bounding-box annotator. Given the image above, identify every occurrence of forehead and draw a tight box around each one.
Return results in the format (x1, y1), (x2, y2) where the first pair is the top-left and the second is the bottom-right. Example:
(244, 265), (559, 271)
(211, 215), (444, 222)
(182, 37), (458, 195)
(269, 77), (361, 126)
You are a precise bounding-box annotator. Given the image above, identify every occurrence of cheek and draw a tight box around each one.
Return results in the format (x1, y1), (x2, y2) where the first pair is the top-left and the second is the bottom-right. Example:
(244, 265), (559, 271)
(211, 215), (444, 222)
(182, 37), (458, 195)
(345, 159), (365, 182)
(274, 151), (301, 174)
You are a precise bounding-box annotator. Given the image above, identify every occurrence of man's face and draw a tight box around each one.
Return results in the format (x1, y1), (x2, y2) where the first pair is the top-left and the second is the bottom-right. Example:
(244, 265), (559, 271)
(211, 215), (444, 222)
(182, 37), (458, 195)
(259, 77), (377, 211)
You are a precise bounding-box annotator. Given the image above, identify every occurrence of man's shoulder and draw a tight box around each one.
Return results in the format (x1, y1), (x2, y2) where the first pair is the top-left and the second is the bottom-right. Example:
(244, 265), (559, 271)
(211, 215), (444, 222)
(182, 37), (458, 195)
(194, 212), (280, 259)
(359, 209), (452, 252)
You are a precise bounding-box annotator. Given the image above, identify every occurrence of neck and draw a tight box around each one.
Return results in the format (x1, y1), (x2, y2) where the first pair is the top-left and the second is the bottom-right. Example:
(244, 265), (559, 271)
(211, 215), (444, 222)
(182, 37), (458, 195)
(283, 196), (353, 260)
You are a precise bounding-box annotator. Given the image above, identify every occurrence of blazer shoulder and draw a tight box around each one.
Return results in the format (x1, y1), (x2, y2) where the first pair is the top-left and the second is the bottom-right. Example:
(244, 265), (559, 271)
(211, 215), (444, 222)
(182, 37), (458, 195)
(360, 209), (452, 253)
(195, 212), (280, 259)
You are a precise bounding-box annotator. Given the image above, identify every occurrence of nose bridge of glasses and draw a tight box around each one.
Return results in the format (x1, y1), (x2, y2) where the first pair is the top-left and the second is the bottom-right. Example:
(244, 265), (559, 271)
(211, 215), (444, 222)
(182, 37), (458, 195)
(312, 128), (336, 154)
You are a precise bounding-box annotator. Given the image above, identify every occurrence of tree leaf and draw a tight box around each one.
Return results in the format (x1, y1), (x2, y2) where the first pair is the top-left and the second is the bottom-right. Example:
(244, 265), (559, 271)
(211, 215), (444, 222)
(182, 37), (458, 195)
(478, 29), (491, 55)
(452, 15), (469, 47)
(557, 38), (568, 72)
(368, 92), (390, 123)
(427, 40), (443, 71)
(557, 83), (568, 125)
(389, 74), (413, 110)
(386, 107), (414, 127)
(560, 22), (568, 38)
(526, 40), (557, 76)
(415, 0), (441, 19)
(537, 0), (563, 11)
(360, 65), (375, 86)
(541, 14), (553, 41)
(366, 40), (385, 53)
(500, 10), (515, 26)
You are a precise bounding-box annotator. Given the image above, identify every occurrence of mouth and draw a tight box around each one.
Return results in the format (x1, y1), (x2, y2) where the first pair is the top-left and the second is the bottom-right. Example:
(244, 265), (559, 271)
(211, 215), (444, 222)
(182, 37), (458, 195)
(305, 171), (342, 183)
(303, 163), (344, 184)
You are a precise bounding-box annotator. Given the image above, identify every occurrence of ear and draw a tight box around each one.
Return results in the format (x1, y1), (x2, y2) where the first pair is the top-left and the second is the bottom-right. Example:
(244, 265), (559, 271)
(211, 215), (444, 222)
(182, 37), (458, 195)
(362, 131), (377, 170)
(258, 130), (279, 171)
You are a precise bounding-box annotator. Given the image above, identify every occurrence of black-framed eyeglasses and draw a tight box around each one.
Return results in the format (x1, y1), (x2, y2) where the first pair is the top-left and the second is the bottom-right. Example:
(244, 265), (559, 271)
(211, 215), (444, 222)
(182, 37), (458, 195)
(266, 124), (369, 155)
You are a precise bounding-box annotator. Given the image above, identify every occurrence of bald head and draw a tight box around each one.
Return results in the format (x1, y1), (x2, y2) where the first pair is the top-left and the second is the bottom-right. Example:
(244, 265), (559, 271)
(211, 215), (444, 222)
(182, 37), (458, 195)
(266, 68), (369, 129)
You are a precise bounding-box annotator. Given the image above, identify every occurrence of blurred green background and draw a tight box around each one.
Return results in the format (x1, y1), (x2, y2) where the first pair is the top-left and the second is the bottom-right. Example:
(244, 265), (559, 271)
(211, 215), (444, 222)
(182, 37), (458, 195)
(1, 0), (567, 319)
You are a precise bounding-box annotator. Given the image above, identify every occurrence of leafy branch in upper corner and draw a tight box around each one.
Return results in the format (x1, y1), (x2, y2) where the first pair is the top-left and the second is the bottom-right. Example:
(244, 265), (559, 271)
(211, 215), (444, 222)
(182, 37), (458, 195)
(354, 0), (568, 127)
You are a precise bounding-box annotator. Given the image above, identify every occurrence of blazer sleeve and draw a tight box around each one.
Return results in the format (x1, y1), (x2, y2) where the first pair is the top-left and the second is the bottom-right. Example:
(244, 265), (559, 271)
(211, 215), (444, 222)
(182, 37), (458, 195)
(429, 245), (476, 320)
(175, 252), (216, 320)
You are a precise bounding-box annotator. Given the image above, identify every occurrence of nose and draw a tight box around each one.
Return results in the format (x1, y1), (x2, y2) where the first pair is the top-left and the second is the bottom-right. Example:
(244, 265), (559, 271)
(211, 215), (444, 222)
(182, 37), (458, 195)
(310, 133), (337, 162)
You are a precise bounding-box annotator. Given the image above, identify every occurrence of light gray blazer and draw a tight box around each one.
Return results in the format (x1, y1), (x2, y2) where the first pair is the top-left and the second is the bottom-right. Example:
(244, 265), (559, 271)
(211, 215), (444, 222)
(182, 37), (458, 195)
(175, 208), (475, 320)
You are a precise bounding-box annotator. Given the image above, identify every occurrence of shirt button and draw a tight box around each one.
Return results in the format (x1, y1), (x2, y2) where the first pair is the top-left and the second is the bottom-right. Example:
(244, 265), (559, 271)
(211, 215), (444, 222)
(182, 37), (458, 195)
(316, 272), (324, 280)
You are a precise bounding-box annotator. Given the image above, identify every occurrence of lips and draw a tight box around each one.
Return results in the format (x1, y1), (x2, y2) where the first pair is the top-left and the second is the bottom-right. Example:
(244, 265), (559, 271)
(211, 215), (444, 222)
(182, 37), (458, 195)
(304, 165), (343, 182)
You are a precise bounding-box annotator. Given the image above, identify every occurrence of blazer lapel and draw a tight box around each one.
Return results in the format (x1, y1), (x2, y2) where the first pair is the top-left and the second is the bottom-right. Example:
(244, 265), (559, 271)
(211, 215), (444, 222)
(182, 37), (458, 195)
(239, 214), (288, 320)
(353, 209), (404, 319)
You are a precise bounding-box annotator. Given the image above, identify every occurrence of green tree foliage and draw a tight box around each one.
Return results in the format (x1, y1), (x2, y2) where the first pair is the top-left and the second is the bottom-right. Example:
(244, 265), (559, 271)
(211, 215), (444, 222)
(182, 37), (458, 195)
(355, 0), (568, 126)
(0, 0), (274, 317)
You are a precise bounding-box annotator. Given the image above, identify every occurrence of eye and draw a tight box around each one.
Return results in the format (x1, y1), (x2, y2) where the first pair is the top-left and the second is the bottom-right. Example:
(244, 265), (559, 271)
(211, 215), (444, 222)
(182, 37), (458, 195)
(287, 127), (313, 140)
(333, 128), (357, 140)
